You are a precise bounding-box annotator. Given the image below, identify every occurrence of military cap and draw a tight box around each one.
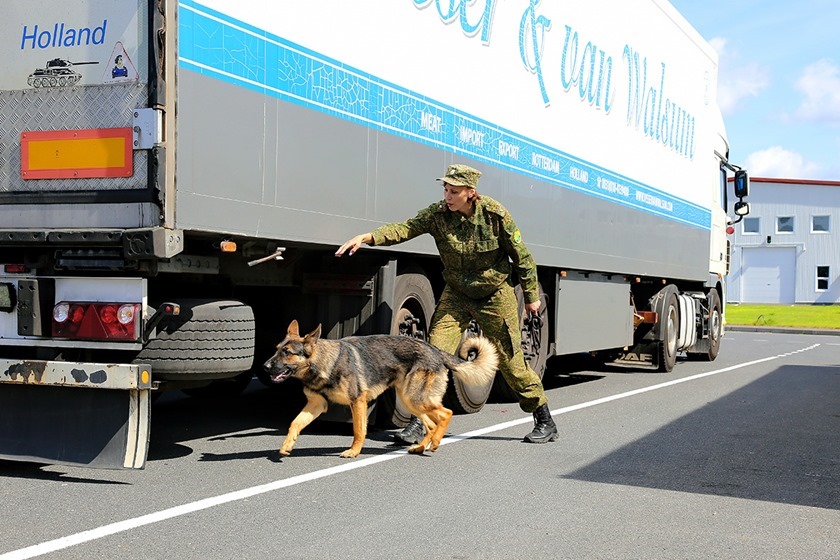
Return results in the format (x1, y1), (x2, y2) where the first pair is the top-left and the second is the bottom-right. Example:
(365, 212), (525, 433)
(437, 164), (482, 189)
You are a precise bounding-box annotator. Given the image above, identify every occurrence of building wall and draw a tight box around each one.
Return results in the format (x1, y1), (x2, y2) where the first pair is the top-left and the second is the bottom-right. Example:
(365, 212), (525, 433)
(727, 178), (840, 304)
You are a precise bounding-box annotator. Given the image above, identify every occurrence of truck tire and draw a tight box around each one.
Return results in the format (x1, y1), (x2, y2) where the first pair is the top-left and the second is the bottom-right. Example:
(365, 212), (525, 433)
(657, 289), (679, 372)
(443, 323), (494, 414)
(135, 299), (255, 381)
(390, 272), (436, 340)
(688, 288), (722, 362)
(375, 272), (435, 428)
(491, 283), (549, 402)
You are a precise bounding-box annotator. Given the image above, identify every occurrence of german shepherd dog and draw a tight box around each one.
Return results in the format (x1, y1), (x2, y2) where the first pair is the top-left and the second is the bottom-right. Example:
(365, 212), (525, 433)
(263, 320), (499, 458)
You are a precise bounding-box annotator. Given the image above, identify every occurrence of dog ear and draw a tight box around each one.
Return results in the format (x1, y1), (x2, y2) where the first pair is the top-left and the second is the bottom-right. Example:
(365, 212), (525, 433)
(287, 320), (300, 337)
(305, 323), (322, 342)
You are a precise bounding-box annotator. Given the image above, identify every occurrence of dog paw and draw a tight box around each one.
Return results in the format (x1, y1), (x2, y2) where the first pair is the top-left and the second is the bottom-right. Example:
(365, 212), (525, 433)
(339, 449), (360, 458)
(407, 443), (427, 455)
(278, 448), (292, 457)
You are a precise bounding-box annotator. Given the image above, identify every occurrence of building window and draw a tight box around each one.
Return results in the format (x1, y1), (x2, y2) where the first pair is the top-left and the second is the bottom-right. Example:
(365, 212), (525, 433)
(812, 215), (830, 233)
(742, 217), (760, 234)
(777, 216), (794, 233)
(817, 266), (830, 291)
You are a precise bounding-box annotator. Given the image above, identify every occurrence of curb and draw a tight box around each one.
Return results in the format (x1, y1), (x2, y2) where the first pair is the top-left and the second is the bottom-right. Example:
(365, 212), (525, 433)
(726, 325), (840, 336)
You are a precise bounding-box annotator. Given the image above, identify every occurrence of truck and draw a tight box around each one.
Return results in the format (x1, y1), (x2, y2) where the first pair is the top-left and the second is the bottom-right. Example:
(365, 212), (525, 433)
(0, 0), (749, 469)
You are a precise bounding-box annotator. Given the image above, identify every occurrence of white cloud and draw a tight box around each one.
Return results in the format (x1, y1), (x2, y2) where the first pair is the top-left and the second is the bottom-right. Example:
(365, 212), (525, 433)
(792, 59), (840, 125)
(709, 37), (770, 115)
(744, 146), (823, 179)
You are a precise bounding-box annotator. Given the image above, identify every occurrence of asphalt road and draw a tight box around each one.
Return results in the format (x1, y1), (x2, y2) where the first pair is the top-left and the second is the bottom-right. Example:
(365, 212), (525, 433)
(1, 331), (838, 560)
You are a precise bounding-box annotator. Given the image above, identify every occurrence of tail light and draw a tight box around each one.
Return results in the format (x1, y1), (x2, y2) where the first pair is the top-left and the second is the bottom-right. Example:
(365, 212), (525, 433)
(52, 302), (142, 341)
(3, 264), (28, 274)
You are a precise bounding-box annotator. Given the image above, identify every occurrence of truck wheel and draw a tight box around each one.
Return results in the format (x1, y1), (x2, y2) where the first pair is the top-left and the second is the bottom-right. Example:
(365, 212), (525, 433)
(135, 299), (255, 381)
(657, 290), (679, 372)
(688, 289), (722, 362)
(391, 272), (435, 340)
(491, 283), (549, 402)
(443, 321), (495, 414)
(375, 272), (435, 428)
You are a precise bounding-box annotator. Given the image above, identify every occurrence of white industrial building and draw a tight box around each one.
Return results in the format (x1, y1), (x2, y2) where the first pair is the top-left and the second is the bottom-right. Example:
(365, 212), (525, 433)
(726, 177), (840, 304)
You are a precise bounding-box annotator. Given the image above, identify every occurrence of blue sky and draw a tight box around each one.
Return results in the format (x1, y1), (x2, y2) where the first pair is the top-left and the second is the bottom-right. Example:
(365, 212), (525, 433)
(669, 0), (840, 181)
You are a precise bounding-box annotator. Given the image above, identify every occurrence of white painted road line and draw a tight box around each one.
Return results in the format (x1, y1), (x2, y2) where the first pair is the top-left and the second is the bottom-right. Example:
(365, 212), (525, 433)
(0, 343), (820, 560)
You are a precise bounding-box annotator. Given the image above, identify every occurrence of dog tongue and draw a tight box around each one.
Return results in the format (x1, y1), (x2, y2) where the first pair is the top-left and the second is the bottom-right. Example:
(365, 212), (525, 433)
(270, 371), (289, 383)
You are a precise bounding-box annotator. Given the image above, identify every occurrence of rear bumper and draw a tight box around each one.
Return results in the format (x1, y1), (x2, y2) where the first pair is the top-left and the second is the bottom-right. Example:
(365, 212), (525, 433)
(0, 358), (151, 390)
(0, 359), (152, 469)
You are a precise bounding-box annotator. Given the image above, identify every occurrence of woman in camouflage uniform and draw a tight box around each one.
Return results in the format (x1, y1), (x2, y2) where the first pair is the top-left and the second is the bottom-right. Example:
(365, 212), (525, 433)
(336, 164), (557, 444)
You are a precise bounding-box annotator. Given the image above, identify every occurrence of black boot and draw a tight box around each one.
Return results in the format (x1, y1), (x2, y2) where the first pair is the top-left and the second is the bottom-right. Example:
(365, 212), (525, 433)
(395, 416), (425, 445)
(524, 404), (558, 443)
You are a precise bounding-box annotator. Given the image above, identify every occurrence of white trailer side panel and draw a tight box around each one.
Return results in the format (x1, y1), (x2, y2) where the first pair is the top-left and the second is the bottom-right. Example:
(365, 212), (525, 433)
(174, 0), (724, 282)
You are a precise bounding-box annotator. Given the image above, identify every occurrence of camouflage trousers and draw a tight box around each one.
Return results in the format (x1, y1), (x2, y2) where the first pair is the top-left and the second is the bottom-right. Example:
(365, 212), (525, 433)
(429, 283), (548, 413)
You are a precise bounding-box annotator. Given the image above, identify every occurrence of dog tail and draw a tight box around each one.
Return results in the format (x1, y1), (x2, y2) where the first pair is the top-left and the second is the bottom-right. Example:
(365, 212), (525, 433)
(448, 336), (499, 386)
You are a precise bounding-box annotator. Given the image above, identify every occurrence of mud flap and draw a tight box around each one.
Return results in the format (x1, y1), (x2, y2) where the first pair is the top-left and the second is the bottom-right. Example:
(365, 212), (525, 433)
(612, 340), (659, 369)
(0, 360), (151, 469)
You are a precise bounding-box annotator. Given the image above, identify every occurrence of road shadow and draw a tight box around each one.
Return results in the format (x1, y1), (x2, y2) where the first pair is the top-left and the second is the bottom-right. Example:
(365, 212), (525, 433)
(148, 379), (424, 463)
(564, 364), (840, 510)
(147, 379), (306, 462)
(543, 353), (608, 390)
(148, 353), (611, 464)
(0, 459), (131, 484)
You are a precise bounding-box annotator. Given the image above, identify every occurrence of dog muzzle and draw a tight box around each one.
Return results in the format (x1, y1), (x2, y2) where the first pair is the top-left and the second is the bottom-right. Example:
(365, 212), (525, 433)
(263, 360), (293, 383)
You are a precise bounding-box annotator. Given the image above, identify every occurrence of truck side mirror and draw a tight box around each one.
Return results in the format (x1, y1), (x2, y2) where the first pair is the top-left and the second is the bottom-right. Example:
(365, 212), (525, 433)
(734, 169), (749, 198)
(734, 201), (750, 216)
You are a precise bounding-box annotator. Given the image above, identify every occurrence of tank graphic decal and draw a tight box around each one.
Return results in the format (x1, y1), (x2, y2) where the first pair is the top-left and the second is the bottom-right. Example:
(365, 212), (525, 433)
(27, 58), (99, 88)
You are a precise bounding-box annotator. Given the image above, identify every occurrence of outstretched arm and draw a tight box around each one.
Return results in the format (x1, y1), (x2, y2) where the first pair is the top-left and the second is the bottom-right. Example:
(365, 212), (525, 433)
(335, 232), (373, 257)
(337, 203), (439, 257)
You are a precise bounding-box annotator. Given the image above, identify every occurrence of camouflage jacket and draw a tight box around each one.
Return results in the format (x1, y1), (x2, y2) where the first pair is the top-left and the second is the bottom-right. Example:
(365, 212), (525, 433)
(370, 196), (539, 302)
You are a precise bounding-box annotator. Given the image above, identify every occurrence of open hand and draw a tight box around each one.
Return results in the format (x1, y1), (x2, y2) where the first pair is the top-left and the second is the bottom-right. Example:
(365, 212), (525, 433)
(335, 233), (372, 257)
